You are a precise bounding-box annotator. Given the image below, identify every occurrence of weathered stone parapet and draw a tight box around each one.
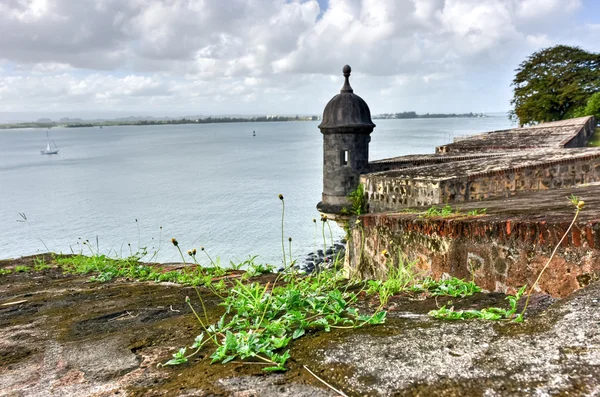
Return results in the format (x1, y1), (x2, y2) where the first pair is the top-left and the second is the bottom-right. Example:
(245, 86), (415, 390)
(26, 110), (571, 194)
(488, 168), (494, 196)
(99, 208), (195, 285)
(367, 153), (502, 173)
(363, 148), (600, 213)
(436, 116), (596, 154)
(362, 174), (442, 210)
(346, 184), (600, 297)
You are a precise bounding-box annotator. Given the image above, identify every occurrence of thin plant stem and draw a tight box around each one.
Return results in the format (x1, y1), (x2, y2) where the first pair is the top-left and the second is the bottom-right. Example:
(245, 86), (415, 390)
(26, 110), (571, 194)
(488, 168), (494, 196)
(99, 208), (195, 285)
(288, 238), (293, 267)
(176, 246), (187, 265)
(203, 250), (216, 267)
(155, 226), (163, 260)
(322, 220), (327, 258)
(17, 213), (51, 253)
(256, 282), (272, 329)
(185, 298), (219, 346)
(520, 206), (581, 317)
(84, 241), (95, 256)
(313, 219), (317, 256)
(194, 287), (211, 325)
(327, 221), (334, 253)
(280, 196), (287, 269)
(135, 218), (141, 251)
(303, 365), (348, 397)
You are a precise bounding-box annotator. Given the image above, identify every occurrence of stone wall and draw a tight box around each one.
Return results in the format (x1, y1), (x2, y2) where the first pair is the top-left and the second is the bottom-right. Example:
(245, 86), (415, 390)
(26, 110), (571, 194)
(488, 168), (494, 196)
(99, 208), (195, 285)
(346, 205), (600, 298)
(363, 149), (600, 212)
(441, 151), (600, 202)
(362, 174), (441, 211)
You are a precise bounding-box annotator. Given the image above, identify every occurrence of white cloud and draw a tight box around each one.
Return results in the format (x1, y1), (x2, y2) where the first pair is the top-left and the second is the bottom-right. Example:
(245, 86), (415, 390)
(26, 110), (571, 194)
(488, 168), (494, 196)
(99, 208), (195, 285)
(517, 0), (581, 20)
(526, 34), (553, 48)
(0, 0), (596, 116)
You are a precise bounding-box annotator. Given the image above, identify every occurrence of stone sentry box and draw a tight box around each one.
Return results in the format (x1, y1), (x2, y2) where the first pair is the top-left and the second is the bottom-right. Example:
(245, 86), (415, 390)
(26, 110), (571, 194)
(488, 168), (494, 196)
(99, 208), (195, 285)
(316, 65), (375, 216)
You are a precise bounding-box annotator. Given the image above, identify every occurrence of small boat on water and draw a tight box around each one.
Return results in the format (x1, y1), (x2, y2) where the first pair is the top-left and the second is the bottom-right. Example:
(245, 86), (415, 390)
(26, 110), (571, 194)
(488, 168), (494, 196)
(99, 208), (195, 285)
(40, 130), (59, 155)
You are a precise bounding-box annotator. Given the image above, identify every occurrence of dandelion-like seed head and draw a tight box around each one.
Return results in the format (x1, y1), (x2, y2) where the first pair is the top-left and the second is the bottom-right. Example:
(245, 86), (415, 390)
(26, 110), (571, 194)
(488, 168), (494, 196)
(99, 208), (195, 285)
(201, 246), (205, 251)
(278, 194), (284, 200)
(185, 296), (190, 303)
(171, 238), (179, 247)
(313, 218), (316, 223)
(381, 249), (389, 257)
(288, 237), (292, 242)
(192, 248), (197, 256)
(577, 200), (585, 209)
(321, 214), (328, 222)
(187, 250), (193, 256)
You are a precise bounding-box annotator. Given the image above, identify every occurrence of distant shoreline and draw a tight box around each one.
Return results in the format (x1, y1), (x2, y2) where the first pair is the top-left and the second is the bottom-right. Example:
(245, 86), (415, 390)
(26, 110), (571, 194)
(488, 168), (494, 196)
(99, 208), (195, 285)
(0, 116), (318, 130)
(0, 112), (491, 130)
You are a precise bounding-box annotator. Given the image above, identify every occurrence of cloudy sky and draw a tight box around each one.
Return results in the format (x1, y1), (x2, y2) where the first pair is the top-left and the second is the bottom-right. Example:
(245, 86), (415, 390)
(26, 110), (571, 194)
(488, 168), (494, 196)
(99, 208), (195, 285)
(1, 0), (599, 121)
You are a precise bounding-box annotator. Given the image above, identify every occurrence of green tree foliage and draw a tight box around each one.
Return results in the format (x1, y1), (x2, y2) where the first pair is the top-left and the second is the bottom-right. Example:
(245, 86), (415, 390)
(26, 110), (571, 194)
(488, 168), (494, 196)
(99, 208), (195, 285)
(510, 45), (600, 125)
(574, 91), (600, 120)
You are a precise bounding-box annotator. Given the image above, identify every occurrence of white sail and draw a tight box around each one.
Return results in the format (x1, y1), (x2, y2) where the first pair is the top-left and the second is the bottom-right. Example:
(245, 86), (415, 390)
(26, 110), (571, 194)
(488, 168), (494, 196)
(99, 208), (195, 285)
(41, 130), (59, 155)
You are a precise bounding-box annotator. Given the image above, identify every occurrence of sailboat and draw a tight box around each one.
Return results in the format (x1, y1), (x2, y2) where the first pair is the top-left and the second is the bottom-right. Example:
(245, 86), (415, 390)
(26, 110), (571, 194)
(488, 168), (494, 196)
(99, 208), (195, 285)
(40, 130), (59, 155)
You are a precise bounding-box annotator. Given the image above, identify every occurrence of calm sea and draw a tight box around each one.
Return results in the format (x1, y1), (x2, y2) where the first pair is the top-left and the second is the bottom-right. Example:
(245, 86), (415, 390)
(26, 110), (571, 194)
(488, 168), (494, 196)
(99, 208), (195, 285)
(0, 116), (512, 265)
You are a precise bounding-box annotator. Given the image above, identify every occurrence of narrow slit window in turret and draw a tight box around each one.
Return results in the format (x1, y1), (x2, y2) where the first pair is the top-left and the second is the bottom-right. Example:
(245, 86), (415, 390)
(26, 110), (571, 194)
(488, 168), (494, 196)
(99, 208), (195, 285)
(341, 150), (349, 166)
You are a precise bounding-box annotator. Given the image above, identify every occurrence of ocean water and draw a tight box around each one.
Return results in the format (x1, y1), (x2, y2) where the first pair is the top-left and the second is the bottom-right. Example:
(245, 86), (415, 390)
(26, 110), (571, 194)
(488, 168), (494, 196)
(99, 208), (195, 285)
(0, 116), (512, 265)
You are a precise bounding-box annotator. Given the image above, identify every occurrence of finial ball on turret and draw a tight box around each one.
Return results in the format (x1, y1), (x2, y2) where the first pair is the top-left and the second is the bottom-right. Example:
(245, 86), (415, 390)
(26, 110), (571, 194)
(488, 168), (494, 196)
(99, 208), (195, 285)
(343, 65), (351, 75)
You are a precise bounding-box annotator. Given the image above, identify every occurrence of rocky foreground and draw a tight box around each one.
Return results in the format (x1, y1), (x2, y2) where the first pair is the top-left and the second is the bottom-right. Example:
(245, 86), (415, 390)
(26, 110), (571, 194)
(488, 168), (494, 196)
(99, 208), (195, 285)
(1, 254), (599, 396)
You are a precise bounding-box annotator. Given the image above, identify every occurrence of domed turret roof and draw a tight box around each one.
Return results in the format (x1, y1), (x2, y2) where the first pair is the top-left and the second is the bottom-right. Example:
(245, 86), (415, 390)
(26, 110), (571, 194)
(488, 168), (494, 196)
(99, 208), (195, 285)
(318, 65), (375, 133)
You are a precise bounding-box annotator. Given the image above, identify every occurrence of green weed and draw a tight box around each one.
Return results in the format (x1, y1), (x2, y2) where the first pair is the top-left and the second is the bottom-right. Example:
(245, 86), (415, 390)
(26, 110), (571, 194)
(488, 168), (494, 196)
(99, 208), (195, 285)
(419, 205), (486, 218)
(0, 269), (12, 276)
(411, 277), (481, 298)
(366, 253), (418, 305)
(14, 265), (31, 273)
(33, 256), (51, 271)
(422, 204), (456, 218)
(164, 268), (387, 371)
(343, 183), (367, 215)
(52, 250), (271, 289)
(467, 208), (487, 216)
(429, 285), (526, 321)
(365, 252), (481, 306)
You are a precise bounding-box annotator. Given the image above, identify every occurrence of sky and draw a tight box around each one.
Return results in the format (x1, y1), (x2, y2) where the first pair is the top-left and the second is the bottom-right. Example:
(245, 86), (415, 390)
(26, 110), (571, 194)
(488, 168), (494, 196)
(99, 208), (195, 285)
(1, 0), (599, 121)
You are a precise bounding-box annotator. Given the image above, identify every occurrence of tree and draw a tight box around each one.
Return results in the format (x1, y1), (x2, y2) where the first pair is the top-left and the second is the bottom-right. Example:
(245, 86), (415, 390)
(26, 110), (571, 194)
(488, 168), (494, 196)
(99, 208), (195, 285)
(574, 91), (600, 120)
(510, 45), (600, 125)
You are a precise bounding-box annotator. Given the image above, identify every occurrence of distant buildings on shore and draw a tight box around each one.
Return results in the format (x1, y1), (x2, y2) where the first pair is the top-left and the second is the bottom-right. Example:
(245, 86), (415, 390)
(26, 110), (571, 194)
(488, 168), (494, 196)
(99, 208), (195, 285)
(373, 111), (487, 119)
